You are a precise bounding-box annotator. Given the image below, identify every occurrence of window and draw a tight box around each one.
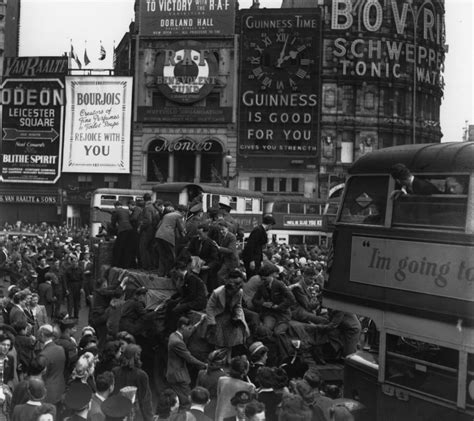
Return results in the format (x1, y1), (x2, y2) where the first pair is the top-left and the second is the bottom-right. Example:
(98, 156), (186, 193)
(254, 177), (262, 191)
(78, 175), (92, 189)
(291, 178), (300, 193)
(200, 140), (223, 183)
(289, 203), (304, 213)
(306, 204), (320, 215)
(104, 175), (118, 188)
(245, 199), (252, 211)
(339, 176), (388, 225)
(273, 202), (288, 213)
(147, 139), (169, 182)
(392, 175), (468, 231)
(386, 333), (459, 403)
(267, 178), (274, 192)
(279, 178), (287, 192)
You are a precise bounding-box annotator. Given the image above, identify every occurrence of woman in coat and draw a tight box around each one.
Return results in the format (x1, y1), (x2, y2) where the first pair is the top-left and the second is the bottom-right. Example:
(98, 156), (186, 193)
(215, 355), (255, 421)
(205, 270), (249, 360)
(112, 344), (154, 421)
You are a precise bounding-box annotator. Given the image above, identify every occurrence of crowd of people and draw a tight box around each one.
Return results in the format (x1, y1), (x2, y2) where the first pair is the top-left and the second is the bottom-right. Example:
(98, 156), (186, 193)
(0, 204), (365, 421)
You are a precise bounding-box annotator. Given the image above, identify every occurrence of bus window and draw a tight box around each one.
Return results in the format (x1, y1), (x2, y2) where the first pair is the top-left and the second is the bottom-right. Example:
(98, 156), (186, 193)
(339, 176), (388, 225)
(289, 203), (304, 214)
(392, 195), (467, 230)
(273, 202), (288, 213)
(118, 195), (137, 204)
(100, 195), (117, 207)
(245, 198), (252, 211)
(289, 235), (304, 245)
(306, 204), (319, 214)
(385, 333), (459, 403)
(230, 196), (237, 210)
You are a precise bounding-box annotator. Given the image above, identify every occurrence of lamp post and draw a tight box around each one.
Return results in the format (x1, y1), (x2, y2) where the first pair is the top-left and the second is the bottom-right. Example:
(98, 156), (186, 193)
(224, 151), (232, 187)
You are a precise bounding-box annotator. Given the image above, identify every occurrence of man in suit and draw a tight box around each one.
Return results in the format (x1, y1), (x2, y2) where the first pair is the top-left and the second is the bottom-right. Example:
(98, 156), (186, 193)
(216, 221), (239, 285)
(11, 378), (56, 421)
(64, 256), (83, 319)
(38, 273), (55, 318)
(166, 260), (208, 332)
(252, 265), (295, 334)
(189, 387), (212, 421)
(9, 290), (30, 329)
(38, 324), (66, 405)
(390, 163), (440, 197)
(139, 194), (160, 270)
(88, 371), (114, 421)
(187, 223), (220, 292)
(166, 317), (207, 409)
(242, 214), (275, 278)
(110, 201), (135, 268)
(155, 204), (186, 276)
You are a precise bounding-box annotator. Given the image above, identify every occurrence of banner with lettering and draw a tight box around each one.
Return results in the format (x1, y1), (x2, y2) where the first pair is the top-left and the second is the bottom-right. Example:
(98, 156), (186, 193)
(350, 236), (474, 302)
(140, 0), (236, 37)
(0, 78), (64, 183)
(237, 9), (322, 170)
(62, 77), (132, 173)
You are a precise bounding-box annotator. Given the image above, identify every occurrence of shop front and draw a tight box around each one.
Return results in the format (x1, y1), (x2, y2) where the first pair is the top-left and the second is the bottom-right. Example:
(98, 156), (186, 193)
(0, 188), (61, 226)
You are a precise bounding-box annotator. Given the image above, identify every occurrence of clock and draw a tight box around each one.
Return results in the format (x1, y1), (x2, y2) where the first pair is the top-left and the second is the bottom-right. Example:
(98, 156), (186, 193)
(247, 30), (314, 92)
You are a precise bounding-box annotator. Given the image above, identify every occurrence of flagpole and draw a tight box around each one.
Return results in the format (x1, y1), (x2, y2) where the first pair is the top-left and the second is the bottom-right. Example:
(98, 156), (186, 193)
(133, 0), (140, 122)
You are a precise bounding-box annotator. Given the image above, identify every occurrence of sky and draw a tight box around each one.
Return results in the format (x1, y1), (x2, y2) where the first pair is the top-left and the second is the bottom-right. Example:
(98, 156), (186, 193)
(19, 0), (474, 142)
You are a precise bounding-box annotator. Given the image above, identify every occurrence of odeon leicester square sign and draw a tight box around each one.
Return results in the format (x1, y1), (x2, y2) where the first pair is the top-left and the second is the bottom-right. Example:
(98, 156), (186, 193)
(155, 40), (219, 104)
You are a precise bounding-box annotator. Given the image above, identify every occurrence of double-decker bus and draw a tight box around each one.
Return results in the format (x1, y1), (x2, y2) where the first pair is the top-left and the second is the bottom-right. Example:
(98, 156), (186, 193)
(325, 142), (474, 420)
(152, 183), (264, 235)
(90, 188), (150, 238)
(263, 196), (329, 245)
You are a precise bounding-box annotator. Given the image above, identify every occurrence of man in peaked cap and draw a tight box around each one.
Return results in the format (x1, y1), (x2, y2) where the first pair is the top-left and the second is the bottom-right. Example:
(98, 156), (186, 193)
(224, 391), (254, 421)
(101, 394), (133, 421)
(63, 382), (92, 421)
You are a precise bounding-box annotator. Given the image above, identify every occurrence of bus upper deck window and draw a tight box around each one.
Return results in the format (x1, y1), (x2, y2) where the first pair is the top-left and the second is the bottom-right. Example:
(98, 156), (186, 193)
(289, 203), (304, 214)
(392, 175), (468, 230)
(339, 176), (388, 225)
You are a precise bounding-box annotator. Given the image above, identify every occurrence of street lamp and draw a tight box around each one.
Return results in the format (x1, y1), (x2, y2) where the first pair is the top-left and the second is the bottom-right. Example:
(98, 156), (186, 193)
(224, 151), (232, 187)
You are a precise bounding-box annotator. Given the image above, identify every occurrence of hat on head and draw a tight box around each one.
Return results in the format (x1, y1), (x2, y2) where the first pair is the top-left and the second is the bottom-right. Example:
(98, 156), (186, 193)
(230, 390), (253, 406)
(208, 348), (227, 365)
(249, 341), (268, 357)
(59, 317), (77, 330)
(64, 382), (92, 411)
(262, 214), (276, 225)
(101, 394), (133, 420)
(218, 196), (231, 209)
(27, 378), (47, 401)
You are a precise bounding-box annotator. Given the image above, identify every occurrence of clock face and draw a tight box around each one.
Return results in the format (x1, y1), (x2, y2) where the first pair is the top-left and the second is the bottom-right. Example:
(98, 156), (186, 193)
(247, 30), (313, 92)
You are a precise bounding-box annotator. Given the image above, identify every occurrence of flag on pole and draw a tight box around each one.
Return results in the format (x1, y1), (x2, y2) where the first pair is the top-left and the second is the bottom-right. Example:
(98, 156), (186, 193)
(99, 42), (106, 60)
(112, 40), (117, 68)
(84, 42), (90, 66)
(69, 42), (82, 69)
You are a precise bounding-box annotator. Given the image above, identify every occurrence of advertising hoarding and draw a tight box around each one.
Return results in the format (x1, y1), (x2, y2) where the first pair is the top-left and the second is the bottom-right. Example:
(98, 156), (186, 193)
(0, 78), (64, 183)
(350, 236), (474, 302)
(62, 77), (133, 173)
(237, 9), (322, 170)
(140, 0), (236, 37)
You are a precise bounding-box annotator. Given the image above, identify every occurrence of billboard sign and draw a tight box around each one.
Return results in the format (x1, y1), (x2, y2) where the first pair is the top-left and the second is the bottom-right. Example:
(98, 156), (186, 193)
(0, 78), (64, 183)
(238, 9), (322, 170)
(140, 0), (236, 37)
(350, 236), (474, 302)
(3, 57), (68, 78)
(62, 77), (133, 173)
